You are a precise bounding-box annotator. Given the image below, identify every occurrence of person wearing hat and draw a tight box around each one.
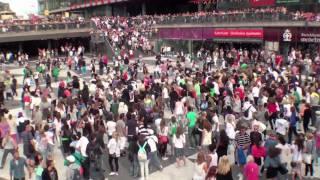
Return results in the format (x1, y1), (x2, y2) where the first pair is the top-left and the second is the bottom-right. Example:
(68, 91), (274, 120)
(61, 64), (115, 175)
(65, 155), (81, 180)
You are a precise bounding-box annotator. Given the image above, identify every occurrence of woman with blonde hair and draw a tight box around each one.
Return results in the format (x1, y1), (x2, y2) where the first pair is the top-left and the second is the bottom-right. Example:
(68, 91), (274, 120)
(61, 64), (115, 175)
(107, 132), (121, 176)
(216, 156), (233, 180)
(193, 151), (208, 180)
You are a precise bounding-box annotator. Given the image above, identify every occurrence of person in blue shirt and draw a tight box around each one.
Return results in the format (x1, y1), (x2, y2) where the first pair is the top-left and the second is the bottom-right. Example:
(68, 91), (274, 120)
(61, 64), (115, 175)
(10, 151), (29, 180)
(288, 106), (299, 144)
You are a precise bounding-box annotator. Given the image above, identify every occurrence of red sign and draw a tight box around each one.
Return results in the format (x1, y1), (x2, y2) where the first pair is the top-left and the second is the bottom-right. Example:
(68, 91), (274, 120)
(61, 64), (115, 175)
(250, 0), (275, 7)
(213, 29), (264, 39)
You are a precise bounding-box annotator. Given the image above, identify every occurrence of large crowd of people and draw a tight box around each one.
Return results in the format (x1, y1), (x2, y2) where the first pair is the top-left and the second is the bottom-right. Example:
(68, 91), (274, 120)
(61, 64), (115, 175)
(0, 5), (320, 180)
(92, 16), (155, 59)
(156, 7), (320, 24)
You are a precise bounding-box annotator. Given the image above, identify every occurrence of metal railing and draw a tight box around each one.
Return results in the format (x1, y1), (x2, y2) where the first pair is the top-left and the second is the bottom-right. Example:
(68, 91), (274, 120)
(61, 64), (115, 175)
(0, 21), (92, 34)
(156, 12), (316, 25)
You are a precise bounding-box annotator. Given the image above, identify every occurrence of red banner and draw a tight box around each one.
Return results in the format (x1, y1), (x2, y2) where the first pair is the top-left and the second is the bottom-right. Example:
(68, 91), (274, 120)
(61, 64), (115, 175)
(212, 29), (264, 39)
(250, 0), (275, 7)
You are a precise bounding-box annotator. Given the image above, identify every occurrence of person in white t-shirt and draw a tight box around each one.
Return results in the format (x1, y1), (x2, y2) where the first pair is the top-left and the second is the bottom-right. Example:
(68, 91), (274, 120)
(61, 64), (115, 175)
(208, 143), (218, 168)
(275, 113), (289, 136)
(252, 85), (260, 106)
(106, 119), (117, 139)
(162, 86), (170, 109)
(275, 136), (291, 168)
(147, 133), (163, 170)
(242, 99), (256, 121)
(173, 126), (186, 167)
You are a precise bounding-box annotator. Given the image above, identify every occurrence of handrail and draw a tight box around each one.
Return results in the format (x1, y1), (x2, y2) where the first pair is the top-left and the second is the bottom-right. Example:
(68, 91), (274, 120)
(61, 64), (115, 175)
(0, 21), (92, 34)
(155, 12), (320, 25)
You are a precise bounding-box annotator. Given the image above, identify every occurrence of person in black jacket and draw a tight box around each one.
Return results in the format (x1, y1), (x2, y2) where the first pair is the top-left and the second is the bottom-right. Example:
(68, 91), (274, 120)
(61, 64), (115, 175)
(128, 135), (139, 177)
(42, 159), (58, 180)
(169, 87), (179, 113)
(303, 103), (312, 133)
(81, 82), (89, 107)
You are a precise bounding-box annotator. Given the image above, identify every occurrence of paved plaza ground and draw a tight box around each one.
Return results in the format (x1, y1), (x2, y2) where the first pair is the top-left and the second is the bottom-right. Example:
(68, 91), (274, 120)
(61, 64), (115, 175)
(0, 56), (319, 180)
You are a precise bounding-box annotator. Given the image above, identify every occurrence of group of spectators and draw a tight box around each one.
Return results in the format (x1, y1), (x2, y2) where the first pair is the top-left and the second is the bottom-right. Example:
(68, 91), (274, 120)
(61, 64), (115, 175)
(156, 6), (320, 24)
(1, 6), (320, 180)
(0, 15), (88, 33)
(92, 16), (155, 59)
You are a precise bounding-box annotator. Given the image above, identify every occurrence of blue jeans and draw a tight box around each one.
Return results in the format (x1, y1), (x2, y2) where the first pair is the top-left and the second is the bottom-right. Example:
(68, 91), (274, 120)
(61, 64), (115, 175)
(148, 151), (162, 170)
(129, 155), (139, 177)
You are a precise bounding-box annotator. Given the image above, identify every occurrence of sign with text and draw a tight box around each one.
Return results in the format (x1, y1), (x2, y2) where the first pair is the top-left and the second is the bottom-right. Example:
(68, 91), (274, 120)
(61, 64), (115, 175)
(250, 0), (275, 7)
(299, 32), (320, 43)
(276, 0), (299, 3)
(212, 29), (264, 39)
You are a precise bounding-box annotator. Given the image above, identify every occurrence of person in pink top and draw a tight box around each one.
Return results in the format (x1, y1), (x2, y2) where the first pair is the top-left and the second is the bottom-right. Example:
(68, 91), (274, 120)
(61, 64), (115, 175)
(244, 155), (259, 180)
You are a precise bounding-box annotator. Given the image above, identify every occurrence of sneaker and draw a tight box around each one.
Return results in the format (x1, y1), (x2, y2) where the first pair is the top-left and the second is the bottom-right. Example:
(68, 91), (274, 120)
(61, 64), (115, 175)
(109, 172), (115, 176)
(115, 172), (119, 176)
(162, 157), (168, 160)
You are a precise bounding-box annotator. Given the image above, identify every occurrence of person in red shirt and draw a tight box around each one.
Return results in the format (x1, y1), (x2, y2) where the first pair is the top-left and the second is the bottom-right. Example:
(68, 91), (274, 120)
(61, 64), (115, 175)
(234, 84), (245, 102)
(275, 55), (283, 67)
(267, 98), (278, 130)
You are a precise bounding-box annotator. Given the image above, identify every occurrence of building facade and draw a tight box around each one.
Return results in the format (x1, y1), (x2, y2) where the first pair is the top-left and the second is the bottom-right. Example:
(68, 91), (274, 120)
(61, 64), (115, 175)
(38, 0), (196, 17)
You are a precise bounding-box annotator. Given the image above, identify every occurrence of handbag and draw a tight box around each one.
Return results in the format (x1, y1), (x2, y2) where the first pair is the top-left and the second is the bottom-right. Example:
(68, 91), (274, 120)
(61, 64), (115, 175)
(278, 164), (288, 175)
(159, 135), (168, 144)
(237, 148), (246, 165)
(303, 153), (312, 164)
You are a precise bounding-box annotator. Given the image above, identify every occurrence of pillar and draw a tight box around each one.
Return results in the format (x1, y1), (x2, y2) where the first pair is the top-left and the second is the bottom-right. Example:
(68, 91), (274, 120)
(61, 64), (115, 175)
(141, 3), (146, 15)
(198, 3), (202, 12)
(48, 40), (52, 50)
(188, 40), (193, 60)
(18, 42), (23, 52)
(105, 5), (112, 16)
(283, 42), (289, 65)
(84, 9), (89, 18)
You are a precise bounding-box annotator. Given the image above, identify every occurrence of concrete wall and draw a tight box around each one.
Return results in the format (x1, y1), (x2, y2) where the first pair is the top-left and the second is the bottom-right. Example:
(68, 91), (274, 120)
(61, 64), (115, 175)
(0, 28), (91, 43)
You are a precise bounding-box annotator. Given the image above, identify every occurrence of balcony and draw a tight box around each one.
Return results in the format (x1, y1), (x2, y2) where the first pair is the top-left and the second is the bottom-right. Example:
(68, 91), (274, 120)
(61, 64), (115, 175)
(155, 12), (320, 28)
(0, 21), (92, 43)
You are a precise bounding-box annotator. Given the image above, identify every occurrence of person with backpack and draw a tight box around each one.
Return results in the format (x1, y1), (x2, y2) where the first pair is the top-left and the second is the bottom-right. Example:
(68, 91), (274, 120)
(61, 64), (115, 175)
(242, 97), (256, 121)
(137, 134), (151, 180)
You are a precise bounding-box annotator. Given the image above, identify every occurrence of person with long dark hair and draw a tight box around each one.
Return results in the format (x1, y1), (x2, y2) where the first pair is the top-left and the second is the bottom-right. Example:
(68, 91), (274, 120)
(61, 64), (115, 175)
(216, 130), (229, 161)
(264, 147), (281, 179)
(291, 137), (304, 180)
(158, 119), (169, 160)
(302, 103), (312, 133)
(206, 166), (217, 180)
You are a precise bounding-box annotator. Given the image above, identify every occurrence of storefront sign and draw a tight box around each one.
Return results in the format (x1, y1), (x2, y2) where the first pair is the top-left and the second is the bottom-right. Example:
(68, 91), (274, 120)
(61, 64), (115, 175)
(212, 29), (264, 39)
(282, 29), (292, 42)
(250, 0), (275, 7)
(276, 0), (299, 3)
(300, 32), (320, 43)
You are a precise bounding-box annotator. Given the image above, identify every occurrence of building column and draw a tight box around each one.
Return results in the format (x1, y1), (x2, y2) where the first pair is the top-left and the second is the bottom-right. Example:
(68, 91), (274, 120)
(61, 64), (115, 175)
(48, 40), (52, 50)
(18, 42), (23, 52)
(198, 3), (202, 12)
(84, 9), (89, 18)
(141, 3), (146, 15)
(105, 5), (112, 16)
(188, 40), (193, 60)
(283, 42), (289, 64)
